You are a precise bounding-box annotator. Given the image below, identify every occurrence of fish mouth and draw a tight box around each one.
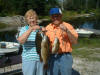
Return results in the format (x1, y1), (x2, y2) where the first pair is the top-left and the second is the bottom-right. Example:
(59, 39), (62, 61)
(43, 36), (48, 41)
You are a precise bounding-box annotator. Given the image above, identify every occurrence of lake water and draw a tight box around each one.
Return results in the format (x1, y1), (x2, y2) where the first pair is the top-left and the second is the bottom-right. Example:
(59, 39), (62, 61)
(69, 16), (100, 30)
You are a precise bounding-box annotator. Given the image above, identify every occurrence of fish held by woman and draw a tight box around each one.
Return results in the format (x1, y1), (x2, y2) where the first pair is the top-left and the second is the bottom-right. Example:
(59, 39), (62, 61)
(35, 32), (50, 69)
(41, 35), (50, 69)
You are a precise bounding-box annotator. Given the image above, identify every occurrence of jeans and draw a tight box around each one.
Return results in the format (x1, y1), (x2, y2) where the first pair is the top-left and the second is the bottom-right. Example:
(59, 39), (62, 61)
(22, 60), (45, 75)
(47, 53), (73, 75)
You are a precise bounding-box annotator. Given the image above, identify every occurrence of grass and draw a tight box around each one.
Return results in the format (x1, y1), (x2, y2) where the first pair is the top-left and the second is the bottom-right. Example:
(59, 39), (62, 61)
(72, 37), (100, 61)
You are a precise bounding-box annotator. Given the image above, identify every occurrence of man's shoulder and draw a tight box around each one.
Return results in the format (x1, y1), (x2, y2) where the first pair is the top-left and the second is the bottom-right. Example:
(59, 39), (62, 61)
(63, 22), (73, 28)
(47, 23), (52, 26)
(46, 23), (52, 28)
(63, 22), (72, 26)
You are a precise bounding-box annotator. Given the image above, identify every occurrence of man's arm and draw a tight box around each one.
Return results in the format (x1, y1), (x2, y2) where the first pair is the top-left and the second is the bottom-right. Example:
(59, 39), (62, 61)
(66, 29), (78, 44)
(60, 24), (78, 45)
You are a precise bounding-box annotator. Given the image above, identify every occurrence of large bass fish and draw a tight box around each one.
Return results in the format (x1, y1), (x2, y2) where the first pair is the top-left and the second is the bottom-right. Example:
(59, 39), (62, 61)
(35, 31), (60, 69)
(35, 32), (50, 69)
(41, 35), (50, 69)
(52, 37), (60, 54)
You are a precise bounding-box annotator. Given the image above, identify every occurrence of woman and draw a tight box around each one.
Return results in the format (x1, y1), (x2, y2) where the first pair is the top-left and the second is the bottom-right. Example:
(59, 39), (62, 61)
(17, 9), (44, 75)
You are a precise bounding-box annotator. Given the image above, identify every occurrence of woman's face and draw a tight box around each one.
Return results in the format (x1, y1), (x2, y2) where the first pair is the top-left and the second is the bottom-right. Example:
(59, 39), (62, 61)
(26, 16), (37, 26)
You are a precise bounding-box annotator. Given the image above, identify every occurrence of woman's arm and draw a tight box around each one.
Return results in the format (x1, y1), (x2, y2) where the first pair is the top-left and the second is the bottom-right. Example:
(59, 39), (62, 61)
(17, 28), (32, 44)
(17, 25), (40, 44)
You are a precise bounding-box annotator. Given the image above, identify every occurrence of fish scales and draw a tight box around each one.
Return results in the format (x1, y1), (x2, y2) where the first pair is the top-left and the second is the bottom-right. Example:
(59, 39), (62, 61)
(35, 32), (42, 61)
(52, 37), (60, 54)
(41, 35), (50, 69)
(35, 32), (50, 69)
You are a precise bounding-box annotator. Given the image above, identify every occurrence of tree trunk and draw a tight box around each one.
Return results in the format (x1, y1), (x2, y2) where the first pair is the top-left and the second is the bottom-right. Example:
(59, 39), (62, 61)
(96, 0), (99, 9)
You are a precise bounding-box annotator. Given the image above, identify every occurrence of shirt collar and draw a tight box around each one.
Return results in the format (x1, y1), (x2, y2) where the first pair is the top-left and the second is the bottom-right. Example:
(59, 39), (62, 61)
(51, 21), (63, 29)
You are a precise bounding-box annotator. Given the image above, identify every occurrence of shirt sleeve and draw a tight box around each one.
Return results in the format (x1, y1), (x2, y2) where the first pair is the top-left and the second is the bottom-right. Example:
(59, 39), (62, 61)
(18, 26), (26, 37)
(65, 23), (78, 38)
(45, 25), (50, 37)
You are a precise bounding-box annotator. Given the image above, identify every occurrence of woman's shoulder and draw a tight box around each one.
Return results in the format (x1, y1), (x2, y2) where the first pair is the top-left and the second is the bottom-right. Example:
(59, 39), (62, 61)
(19, 25), (29, 31)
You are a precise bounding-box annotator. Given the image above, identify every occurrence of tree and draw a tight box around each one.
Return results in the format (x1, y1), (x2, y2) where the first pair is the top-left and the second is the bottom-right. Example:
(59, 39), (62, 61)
(96, 0), (100, 9)
(0, 0), (60, 16)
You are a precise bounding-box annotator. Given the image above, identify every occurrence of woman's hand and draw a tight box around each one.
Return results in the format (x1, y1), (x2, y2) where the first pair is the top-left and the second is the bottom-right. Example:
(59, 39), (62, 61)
(33, 25), (40, 30)
(29, 25), (40, 31)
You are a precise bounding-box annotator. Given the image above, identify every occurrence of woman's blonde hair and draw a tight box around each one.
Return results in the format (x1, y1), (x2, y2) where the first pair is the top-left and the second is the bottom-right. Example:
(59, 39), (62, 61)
(24, 9), (38, 22)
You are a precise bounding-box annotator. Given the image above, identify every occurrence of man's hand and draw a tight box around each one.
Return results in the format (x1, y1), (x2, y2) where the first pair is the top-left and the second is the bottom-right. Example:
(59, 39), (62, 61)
(59, 24), (67, 32)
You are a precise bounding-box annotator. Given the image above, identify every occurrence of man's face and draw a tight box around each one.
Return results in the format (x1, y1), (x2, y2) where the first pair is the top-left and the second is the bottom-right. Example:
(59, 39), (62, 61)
(51, 14), (62, 26)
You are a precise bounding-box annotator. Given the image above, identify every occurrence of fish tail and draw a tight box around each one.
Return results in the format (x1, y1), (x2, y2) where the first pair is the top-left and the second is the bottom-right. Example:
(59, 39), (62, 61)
(43, 63), (48, 70)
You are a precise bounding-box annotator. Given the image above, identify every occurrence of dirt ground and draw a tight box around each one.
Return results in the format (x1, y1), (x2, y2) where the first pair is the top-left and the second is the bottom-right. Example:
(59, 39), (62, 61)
(0, 57), (100, 75)
(73, 57), (100, 75)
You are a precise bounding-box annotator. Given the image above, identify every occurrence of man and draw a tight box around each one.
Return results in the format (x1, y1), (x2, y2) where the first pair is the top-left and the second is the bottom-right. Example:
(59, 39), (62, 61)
(45, 8), (78, 75)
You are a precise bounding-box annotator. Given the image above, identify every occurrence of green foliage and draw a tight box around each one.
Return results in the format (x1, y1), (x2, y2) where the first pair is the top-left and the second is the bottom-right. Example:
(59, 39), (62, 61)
(0, 0), (59, 16)
(89, 9), (100, 16)
(0, 0), (100, 17)
(62, 10), (78, 21)
(62, 0), (100, 11)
